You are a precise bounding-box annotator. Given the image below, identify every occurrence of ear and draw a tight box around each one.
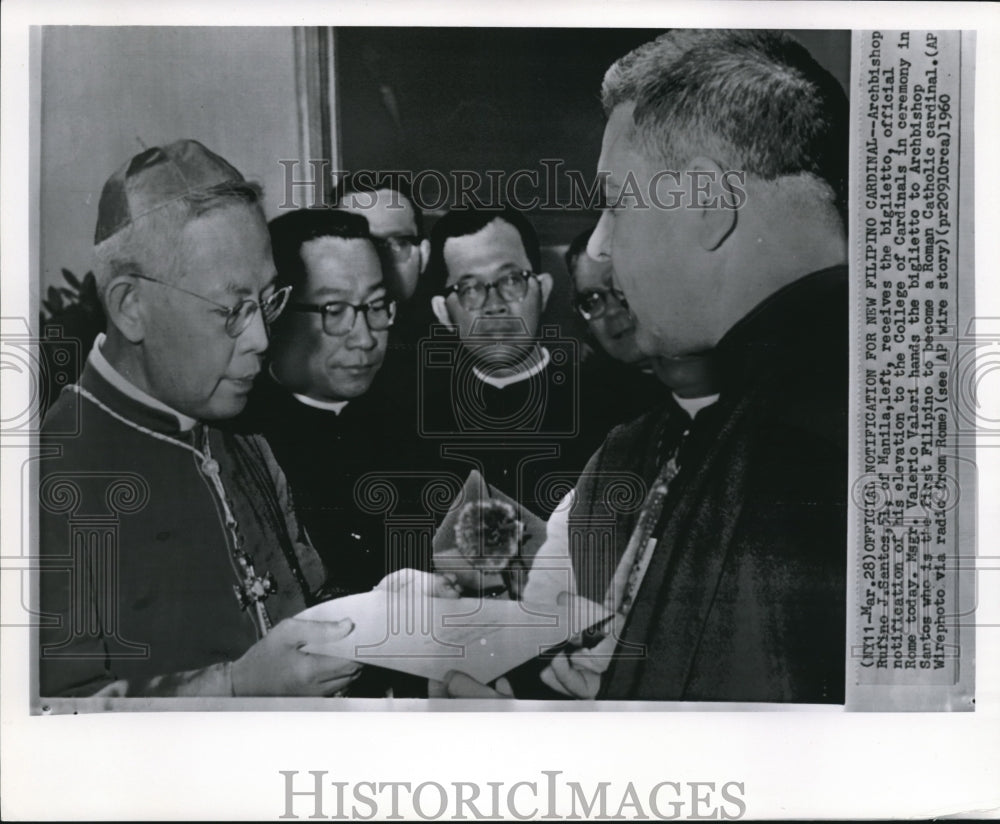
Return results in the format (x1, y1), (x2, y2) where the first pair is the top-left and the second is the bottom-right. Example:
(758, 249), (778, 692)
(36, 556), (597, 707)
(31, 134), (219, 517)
(418, 238), (431, 274)
(536, 272), (553, 310)
(103, 272), (146, 344)
(688, 156), (737, 252)
(430, 294), (454, 328)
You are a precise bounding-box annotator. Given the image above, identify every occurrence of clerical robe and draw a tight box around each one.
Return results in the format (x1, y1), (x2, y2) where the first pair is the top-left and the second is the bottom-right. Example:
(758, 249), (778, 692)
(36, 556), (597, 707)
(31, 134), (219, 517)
(38, 357), (326, 697)
(564, 266), (848, 703)
(417, 336), (612, 521)
(238, 372), (437, 596)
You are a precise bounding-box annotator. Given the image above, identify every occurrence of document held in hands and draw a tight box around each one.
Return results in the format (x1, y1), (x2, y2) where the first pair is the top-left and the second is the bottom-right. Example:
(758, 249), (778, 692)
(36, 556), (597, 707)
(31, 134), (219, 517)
(296, 587), (611, 684)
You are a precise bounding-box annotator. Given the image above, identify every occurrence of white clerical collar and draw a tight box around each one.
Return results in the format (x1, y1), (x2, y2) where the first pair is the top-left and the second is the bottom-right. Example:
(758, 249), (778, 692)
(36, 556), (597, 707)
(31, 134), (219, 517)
(89, 333), (198, 431)
(267, 364), (350, 415)
(472, 346), (551, 389)
(291, 394), (350, 415)
(673, 392), (720, 418)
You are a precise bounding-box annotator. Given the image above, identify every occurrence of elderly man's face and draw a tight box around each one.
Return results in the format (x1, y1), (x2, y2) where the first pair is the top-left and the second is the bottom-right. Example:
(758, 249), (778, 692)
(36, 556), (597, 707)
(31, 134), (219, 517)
(572, 252), (644, 365)
(271, 236), (388, 401)
(341, 189), (427, 302)
(433, 218), (552, 372)
(138, 203), (275, 420)
(587, 104), (724, 359)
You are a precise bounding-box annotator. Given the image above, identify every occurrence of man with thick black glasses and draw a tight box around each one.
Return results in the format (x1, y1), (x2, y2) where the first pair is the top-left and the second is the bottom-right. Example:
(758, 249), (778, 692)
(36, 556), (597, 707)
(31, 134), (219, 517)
(337, 176), (437, 416)
(241, 208), (433, 602)
(424, 207), (599, 520)
(38, 140), (360, 698)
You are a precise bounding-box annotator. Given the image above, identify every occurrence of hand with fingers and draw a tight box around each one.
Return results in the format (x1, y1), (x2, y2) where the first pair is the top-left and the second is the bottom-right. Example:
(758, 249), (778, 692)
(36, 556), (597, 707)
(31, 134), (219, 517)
(230, 617), (363, 696)
(375, 568), (463, 599)
(428, 671), (516, 699)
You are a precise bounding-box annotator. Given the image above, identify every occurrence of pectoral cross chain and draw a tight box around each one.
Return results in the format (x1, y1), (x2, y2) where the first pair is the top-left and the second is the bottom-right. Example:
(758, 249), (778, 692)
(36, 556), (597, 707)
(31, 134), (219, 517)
(233, 550), (276, 636)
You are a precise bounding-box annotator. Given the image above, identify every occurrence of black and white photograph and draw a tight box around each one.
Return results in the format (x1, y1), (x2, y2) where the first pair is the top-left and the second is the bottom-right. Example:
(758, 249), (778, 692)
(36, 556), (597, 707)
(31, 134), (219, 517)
(2, 1), (998, 820)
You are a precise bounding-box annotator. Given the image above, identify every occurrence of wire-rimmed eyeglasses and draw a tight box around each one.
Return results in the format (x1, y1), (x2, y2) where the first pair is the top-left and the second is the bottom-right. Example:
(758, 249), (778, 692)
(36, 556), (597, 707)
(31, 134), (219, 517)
(132, 273), (291, 338)
(443, 269), (538, 312)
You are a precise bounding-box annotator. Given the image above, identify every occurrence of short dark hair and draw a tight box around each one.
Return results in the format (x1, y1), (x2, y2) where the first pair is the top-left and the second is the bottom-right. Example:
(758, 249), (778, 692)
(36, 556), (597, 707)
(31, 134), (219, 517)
(603, 29), (848, 216)
(564, 227), (595, 285)
(334, 172), (424, 236)
(425, 207), (541, 296)
(268, 208), (371, 294)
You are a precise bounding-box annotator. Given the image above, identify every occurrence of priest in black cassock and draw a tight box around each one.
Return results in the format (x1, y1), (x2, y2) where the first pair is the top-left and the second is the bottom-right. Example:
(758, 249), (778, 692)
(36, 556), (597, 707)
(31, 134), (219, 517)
(424, 207), (611, 522)
(239, 209), (436, 597)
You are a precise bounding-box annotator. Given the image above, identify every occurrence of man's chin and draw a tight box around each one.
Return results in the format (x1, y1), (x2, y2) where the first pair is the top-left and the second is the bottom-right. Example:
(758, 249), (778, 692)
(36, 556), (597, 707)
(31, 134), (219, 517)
(201, 395), (249, 421)
(321, 376), (376, 400)
(392, 269), (421, 303)
(605, 339), (646, 366)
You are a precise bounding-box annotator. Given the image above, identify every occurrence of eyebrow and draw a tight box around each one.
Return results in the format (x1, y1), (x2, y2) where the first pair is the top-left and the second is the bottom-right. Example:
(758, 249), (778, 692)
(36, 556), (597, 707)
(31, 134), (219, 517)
(456, 263), (524, 281)
(223, 282), (253, 297)
(311, 282), (388, 300)
(311, 287), (352, 300)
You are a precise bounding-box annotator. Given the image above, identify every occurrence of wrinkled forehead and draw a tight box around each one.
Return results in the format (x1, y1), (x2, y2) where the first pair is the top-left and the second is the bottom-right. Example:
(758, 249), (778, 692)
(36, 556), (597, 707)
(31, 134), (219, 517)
(299, 235), (382, 293)
(340, 188), (417, 237)
(442, 219), (530, 286)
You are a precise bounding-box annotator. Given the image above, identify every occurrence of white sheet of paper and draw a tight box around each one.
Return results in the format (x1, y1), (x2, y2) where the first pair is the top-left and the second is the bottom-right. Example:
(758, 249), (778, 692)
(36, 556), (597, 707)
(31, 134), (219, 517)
(296, 589), (611, 684)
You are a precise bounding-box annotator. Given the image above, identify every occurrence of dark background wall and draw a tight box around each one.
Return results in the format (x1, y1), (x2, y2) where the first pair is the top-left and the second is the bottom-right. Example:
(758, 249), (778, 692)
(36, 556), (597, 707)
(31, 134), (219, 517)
(336, 28), (851, 246)
(38, 28), (849, 337)
(335, 28), (850, 330)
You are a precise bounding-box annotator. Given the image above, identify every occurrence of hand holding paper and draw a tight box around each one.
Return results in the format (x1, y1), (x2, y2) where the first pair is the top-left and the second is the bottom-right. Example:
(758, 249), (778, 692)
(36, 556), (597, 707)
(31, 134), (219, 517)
(230, 617), (362, 697)
(376, 568), (463, 599)
(296, 587), (611, 685)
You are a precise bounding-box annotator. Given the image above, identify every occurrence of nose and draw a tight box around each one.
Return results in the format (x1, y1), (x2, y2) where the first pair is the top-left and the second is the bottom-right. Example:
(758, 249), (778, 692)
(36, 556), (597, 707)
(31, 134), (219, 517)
(587, 211), (613, 261)
(604, 294), (630, 320)
(481, 283), (509, 315)
(240, 305), (270, 356)
(345, 309), (378, 349)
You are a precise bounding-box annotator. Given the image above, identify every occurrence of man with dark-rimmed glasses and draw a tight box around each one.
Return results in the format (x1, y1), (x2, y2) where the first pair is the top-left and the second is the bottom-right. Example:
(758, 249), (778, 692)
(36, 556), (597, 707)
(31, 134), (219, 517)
(423, 206), (599, 521)
(241, 208), (435, 603)
(39, 140), (361, 699)
(565, 224), (670, 437)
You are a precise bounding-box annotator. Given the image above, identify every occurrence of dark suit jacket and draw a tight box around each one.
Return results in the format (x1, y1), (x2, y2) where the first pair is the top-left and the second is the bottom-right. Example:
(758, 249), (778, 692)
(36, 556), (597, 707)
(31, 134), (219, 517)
(568, 266), (848, 703)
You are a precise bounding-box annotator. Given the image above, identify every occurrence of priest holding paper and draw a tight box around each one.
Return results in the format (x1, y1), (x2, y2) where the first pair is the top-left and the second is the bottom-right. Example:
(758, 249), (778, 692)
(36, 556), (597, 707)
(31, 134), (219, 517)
(442, 29), (848, 703)
(38, 140), (361, 698)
